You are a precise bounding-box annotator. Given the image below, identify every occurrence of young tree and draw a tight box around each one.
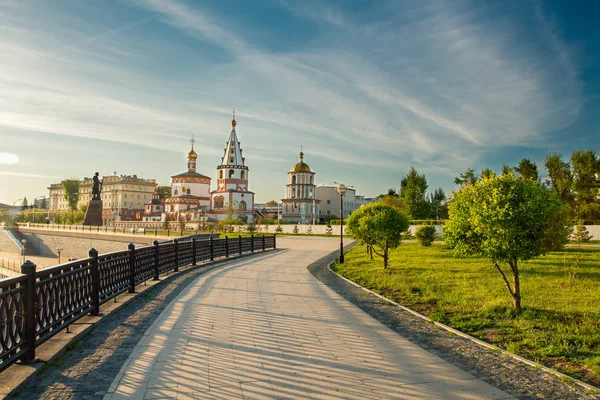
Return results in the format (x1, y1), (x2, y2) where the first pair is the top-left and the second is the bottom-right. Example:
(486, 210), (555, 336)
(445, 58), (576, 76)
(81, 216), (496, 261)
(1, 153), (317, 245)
(346, 203), (410, 268)
(415, 224), (436, 246)
(571, 150), (600, 223)
(544, 153), (573, 203)
(444, 173), (569, 313)
(514, 158), (539, 181)
(454, 168), (477, 187)
(265, 200), (278, 207)
(427, 188), (447, 220)
(156, 186), (172, 201)
(400, 167), (429, 219)
(62, 180), (80, 211)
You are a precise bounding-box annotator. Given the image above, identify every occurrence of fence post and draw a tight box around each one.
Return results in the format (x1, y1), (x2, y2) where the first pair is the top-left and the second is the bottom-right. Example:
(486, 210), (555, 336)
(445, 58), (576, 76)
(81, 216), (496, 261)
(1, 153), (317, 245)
(153, 240), (160, 280)
(173, 239), (179, 272)
(128, 243), (136, 293)
(262, 234), (266, 251)
(239, 235), (242, 255)
(89, 248), (100, 316)
(210, 237), (214, 261)
(251, 235), (254, 253)
(273, 234), (277, 249)
(192, 238), (197, 265)
(225, 236), (229, 257)
(20, 260), (37, 363)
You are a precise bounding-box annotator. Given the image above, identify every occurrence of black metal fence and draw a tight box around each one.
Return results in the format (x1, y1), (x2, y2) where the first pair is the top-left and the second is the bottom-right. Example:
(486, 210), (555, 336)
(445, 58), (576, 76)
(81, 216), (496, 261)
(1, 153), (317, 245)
(0, 235), (276, 372)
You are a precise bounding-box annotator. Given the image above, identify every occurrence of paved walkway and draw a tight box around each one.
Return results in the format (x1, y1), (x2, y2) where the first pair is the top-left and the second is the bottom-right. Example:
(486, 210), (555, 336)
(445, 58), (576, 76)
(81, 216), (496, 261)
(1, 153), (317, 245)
(105, 237), (512, 400)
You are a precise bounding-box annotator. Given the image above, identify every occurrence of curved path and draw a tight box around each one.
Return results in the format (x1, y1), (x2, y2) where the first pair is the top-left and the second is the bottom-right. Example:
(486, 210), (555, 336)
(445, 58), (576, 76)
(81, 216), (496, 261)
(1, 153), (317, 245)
(103, 237), (512, 400)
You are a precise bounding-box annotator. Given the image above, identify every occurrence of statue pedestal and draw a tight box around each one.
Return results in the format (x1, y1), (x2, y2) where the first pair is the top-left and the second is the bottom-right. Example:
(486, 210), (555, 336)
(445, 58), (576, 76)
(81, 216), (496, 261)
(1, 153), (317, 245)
(83, 199), (103, 226)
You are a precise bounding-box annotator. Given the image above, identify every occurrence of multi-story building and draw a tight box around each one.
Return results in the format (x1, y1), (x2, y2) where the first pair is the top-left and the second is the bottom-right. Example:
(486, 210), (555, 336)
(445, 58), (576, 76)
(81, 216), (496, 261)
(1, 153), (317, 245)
(143, 192), (165, 222)
(98, 174), (158, 225)
(316, 186), (374, 220)
(48, 182), (76, 213)
(281, 150), (320, 223)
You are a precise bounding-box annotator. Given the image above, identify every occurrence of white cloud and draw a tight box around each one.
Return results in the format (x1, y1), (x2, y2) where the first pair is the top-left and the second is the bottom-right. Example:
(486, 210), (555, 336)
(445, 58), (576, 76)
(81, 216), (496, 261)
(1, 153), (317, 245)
(0, 152), (19, 165)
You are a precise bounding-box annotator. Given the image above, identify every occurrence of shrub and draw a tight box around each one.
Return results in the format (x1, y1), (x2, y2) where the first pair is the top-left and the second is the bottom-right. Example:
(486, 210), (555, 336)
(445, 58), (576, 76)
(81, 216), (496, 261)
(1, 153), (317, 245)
(573, 222), (593, 242)
(275, 225), (283, 233)
(293, 225), (299, 234)
(415, 225), (436, 246)
(247, 223), (256, 234)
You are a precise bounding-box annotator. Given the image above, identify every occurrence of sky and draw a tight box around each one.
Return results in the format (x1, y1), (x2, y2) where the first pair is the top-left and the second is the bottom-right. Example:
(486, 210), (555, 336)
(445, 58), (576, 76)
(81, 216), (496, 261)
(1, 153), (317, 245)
(0, 0), (599, 205)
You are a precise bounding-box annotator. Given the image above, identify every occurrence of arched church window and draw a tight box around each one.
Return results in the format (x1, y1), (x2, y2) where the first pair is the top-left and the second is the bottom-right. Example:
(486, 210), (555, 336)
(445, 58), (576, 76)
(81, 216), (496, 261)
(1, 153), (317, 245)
(229, 170), (234, 178)
(239, 200), (247, 211)
(305, 188), (309, 198)
(292, 188), (296, 198)
(292, 175), (296, 185)
(174, 189), (178, 196)
(310, 176), (313, 184)
(230, 157), (234, 164)
(219, 170), (223, 179)
(214, 196), (224, 209)
(241, 171), (245, 180)
(187, 188), (191, 195)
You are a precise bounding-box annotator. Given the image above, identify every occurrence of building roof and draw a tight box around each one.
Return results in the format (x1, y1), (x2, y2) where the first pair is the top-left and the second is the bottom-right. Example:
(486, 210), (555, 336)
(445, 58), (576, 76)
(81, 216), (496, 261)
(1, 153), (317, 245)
(220, 113), (245, 167)
(290, 151), (313, 173)
(171, 171), (211, 179)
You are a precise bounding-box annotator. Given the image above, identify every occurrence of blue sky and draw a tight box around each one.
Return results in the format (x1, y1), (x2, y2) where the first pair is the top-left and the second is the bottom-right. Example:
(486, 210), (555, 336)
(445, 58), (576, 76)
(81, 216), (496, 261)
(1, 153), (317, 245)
(0, 0), (598, 205)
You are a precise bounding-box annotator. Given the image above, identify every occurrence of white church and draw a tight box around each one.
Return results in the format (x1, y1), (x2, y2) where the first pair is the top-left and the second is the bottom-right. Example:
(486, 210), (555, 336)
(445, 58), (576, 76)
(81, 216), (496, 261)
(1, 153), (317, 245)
(163, 113), (255, 223)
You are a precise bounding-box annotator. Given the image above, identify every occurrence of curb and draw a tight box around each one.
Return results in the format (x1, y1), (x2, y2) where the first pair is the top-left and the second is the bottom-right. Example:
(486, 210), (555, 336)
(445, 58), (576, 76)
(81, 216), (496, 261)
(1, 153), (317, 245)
(326, 262), (599, 393)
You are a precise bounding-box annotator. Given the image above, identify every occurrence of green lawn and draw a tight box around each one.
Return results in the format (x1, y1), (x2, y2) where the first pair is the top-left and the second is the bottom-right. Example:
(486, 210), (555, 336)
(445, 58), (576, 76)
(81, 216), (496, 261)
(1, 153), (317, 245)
(333, 242), (600, 386)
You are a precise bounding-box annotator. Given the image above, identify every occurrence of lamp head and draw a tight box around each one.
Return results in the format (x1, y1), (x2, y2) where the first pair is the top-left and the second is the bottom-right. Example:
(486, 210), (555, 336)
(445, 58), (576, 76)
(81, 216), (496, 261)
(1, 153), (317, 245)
(336, 183), (348, 196)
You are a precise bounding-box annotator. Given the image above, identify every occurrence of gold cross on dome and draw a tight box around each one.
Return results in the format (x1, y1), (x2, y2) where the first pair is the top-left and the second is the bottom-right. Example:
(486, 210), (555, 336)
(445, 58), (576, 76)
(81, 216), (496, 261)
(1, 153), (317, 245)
(190, 135), (195, 150)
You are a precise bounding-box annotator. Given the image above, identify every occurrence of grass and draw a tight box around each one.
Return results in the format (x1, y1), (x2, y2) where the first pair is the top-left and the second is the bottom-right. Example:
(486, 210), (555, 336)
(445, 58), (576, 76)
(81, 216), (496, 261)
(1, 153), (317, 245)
(333, 242), (600, 386)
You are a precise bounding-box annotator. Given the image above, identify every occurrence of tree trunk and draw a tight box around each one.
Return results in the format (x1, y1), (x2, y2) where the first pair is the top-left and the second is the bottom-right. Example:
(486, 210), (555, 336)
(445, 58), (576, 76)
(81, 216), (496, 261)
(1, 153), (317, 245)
(510, 259), (521, 313)
(366, 244), (373, 260)
(383, 244), (388, 268)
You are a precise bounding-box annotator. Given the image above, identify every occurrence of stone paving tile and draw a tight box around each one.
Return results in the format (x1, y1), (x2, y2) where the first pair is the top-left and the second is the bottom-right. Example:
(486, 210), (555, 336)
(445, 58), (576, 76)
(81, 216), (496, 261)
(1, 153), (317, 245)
(105, 238), (513, 400)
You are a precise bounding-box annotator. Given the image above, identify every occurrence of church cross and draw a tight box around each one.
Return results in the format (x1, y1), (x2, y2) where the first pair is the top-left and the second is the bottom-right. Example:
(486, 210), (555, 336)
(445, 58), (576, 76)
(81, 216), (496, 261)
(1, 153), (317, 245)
(190, 135), (195, 150)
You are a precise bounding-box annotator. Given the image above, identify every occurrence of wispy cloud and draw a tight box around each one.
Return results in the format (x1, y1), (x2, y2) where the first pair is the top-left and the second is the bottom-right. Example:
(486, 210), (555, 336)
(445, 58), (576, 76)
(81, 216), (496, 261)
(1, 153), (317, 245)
(0, 171), (60, 179)
(0, 153), (19, 165)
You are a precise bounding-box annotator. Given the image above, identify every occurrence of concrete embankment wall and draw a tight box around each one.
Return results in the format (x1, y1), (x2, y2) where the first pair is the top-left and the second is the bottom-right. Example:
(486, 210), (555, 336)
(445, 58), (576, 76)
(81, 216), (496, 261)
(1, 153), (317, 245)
(0, 228), (23, 254)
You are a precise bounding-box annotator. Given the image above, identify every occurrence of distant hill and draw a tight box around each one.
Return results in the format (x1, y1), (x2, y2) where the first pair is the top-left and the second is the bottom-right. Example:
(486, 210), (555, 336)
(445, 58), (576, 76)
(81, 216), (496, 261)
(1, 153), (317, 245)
(0, 203), (10, 209)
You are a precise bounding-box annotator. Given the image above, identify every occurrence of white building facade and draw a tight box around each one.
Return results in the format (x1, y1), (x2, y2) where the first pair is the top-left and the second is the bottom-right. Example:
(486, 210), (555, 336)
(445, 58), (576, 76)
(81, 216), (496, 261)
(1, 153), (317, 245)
(281, 150), (320, 223)
(210, 114), (255, 222)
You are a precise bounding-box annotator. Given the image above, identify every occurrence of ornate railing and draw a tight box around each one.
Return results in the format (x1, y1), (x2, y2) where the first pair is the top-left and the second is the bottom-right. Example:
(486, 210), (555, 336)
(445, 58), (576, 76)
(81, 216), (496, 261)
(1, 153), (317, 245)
(0, 234), (276, 372)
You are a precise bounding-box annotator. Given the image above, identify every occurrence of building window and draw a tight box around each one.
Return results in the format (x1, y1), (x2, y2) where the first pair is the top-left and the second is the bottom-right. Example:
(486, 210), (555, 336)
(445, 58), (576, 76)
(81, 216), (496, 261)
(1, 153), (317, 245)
(214, 196), (224, 209)
(241, 171), (245, 180)
(230, 157), (234, 164)
(174, 189), (178, 195)
(219, 170), (223, 179)
(239, 200), (247, 211)
(292, 188), (296, 198)
(187, 188), (191, 195)
(327, 200), (330, 204)
(310, 176), (313, 184)
(292, 175), (296, 185)
(327, 210), (330, 215)
(229, 170), (234, 178)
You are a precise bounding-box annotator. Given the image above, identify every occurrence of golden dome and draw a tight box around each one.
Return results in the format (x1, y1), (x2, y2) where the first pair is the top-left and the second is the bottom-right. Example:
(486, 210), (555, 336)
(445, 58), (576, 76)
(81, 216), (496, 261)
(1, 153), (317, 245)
(291, 162), (312, 173)
(187, 148), (198, 160)
(231, 118), (237, 128)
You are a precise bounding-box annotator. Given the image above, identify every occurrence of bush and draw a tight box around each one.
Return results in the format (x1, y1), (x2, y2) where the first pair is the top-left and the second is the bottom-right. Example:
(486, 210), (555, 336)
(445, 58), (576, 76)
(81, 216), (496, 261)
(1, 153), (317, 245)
(415, 225), (436, 246)
(275, 225), (283, 233)
(247, 223), (256, 234)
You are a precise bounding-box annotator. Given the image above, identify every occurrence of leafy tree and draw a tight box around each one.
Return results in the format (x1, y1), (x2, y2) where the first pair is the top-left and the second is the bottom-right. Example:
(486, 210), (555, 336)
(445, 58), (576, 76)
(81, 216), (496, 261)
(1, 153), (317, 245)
(346, 203), (410, 268)
(480, 168), (496, 180)
(400, 167), (429, 219)
(454, 168), (477, 187)
(427, 188), (447, 220)
(62, 180), (80, 211)
(444, 173), (569, 313)
(178, 216), (185, 231)
(415, 224), (436, 246)
(501, 164), (512, 175)
(573, 221), (592, 242)
(156, 186), (171, 201)
(571, 150), (600, 223)
(21, 197), (28, 209)
(247, 223), (257, 234)
(162, 219), (170, 230)
(379, 194), (409, 213)
(514, 158), (539, 181)
(265, 200), (278, 207)
(544, 153), (573, 203)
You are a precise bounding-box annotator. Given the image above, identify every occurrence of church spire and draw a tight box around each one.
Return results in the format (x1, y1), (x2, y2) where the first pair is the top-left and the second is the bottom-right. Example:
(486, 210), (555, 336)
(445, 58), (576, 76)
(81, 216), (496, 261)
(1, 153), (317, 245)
(187, 135), (197, 172)
(230, 109), (237, 129)
(221, 113), (244, 167)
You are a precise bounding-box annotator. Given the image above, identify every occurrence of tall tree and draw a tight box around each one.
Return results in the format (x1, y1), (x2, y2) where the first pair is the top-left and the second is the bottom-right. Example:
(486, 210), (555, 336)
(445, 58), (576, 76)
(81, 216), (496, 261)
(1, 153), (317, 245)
(544, 153), (573, 204)
(480, 168), (496, 180)
(514, 158), (539, 181)
(400, 167), (429, 219)
(427, 188), (447, 220)
(379, 195), (409, 213)
(501, 164), (512, 175)
(156, 186), (171, 201)
(62, 180), (80, 211)
(265, 200), (278, 207)
(444, 173), (570, 313)
(454, 168), (477, 187)
(571, 150), (600, 223)
(21, 197), (28, 209)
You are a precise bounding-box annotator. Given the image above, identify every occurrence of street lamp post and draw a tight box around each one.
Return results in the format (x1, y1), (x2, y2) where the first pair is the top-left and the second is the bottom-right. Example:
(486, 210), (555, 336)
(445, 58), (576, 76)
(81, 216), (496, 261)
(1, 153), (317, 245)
(20, 239), (27, 263)
(56, 247), (63, 264)
(335, 183), (348, 264)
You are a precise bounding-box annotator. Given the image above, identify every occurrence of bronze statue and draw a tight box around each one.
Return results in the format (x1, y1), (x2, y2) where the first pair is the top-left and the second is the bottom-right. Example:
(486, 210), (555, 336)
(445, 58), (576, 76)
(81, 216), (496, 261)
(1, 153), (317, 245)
(92, 172), (102, 200)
